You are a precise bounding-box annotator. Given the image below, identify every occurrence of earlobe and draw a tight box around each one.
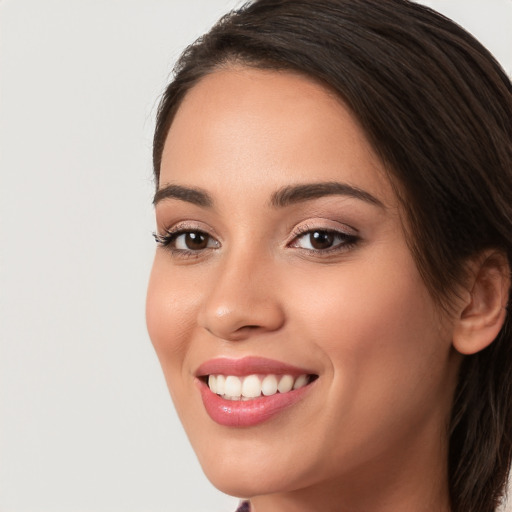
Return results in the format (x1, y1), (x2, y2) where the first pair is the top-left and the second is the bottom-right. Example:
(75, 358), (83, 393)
(452, 250), (510, 355)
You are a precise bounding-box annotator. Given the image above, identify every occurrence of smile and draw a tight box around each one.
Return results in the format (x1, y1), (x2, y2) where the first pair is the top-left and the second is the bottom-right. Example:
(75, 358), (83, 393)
(207, 373), (311, 400)
(195, 357), (318, 427)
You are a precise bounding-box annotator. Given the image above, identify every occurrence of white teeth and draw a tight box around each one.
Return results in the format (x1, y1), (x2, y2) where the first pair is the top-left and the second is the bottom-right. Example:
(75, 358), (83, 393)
(216, 374), (226, 396)
(261, 375), (278, 396)
(224, 376), (242, 398)
(207, 373), (311, 400)
(242, 374), (261, 398)
(293, 374), (309, 390)
(277, 375), (294, 393)
(208, 375), (217, 394)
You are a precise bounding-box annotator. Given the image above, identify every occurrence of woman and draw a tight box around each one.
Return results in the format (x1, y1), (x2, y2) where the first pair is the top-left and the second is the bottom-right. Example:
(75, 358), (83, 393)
(146, 1), (512, 511)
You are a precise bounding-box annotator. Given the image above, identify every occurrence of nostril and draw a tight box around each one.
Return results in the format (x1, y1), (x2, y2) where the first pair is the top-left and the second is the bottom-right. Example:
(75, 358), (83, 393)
(198, 293), (286, 341)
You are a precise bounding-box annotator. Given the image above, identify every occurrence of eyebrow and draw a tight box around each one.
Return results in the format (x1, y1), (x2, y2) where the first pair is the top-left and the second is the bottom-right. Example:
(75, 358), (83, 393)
(153, 181), (384, 209)
(153, 184), (213, 207)
(270, 182), (384, 208)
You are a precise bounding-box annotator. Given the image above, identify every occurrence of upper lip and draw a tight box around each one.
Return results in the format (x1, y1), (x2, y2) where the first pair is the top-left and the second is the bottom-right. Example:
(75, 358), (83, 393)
(195, 356), (316, 378)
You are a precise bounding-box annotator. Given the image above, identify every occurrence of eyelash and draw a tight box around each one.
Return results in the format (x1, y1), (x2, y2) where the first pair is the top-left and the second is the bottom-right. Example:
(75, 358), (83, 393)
(153, 227), (219, 258)
(153, 225), (359, 258)
(289, 224), (359, 255)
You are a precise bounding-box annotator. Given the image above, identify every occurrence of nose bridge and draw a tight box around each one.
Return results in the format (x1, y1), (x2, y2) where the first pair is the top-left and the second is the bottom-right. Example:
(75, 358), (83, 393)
(198, 245), (284, 341)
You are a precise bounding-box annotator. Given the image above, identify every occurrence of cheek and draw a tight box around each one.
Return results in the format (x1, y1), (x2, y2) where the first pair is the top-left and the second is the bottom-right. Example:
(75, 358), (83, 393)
(289, 248), (450, 411)
(277, 253), (454, 471)
(146, 256), (200, 383)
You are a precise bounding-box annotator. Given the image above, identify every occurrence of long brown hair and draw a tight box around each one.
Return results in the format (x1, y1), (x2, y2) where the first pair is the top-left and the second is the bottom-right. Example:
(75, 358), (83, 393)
(152, 1), (512, 510)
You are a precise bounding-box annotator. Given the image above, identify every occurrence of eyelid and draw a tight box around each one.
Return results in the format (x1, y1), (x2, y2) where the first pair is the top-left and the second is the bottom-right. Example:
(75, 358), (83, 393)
(286, 220), (360, 254)
(153, 220), (221, 254)
(157, 220), (220, 240)
(288, 219), (358, 241)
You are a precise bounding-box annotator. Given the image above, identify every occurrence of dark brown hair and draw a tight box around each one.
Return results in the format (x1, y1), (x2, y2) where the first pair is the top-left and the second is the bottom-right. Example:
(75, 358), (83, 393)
(152, 1), (512, 510)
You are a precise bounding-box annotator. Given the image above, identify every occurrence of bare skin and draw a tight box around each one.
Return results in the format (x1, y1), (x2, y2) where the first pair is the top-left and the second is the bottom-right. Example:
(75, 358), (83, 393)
(147, 68), (466, 512)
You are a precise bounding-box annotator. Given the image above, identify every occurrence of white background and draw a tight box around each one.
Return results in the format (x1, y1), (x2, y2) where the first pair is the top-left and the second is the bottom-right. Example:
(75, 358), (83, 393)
(1, 1), (511, 511)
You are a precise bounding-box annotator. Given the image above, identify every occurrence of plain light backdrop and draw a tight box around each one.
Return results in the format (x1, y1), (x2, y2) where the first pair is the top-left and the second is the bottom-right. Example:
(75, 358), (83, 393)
(1, 1), (511, 511)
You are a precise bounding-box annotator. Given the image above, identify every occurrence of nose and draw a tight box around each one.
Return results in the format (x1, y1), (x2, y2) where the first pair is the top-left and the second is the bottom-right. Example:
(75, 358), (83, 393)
(197, 253), (285, 341)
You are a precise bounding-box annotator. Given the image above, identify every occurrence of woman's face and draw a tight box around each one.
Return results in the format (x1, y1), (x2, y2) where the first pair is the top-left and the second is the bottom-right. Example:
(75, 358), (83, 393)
(147, 68), (460, 502)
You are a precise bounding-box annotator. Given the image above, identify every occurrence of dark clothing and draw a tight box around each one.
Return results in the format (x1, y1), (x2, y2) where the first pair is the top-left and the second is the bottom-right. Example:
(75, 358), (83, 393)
(235, 501), (251, 512)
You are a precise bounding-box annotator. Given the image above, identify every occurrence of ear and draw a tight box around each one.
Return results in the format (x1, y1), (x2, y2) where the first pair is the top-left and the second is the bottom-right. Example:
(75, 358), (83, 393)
(452, 250), (510, 355)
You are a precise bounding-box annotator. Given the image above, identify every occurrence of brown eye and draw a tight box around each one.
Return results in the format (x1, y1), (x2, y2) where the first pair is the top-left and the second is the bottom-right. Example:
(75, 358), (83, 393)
(153, 229), (220, 252)
(173, 231), (218, 251)
(292, 229), (358, 252)
(182, 232), (208, 250)
(309, 231), (335, 250)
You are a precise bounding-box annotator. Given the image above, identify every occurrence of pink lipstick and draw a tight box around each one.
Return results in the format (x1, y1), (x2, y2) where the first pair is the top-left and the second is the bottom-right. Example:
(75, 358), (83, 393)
(195, 357), (317, 427)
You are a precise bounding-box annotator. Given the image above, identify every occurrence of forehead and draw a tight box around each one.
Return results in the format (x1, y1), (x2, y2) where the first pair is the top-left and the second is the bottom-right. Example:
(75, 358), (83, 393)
(160, 67), (395, 209)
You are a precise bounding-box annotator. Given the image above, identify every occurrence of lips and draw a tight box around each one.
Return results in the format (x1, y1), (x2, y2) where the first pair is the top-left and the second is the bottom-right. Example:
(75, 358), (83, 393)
(195, 357), (318, 427)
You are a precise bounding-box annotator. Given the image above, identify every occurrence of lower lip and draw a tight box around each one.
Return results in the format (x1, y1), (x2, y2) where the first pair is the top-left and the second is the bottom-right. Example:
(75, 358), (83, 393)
(197, 379), (314, 427)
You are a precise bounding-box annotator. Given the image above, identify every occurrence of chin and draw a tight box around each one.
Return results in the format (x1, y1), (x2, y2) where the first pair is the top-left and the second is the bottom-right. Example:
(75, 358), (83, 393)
(205, 469), (291, 500)
(196, 441), (317, 499)
(198, 451), (272, 497)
